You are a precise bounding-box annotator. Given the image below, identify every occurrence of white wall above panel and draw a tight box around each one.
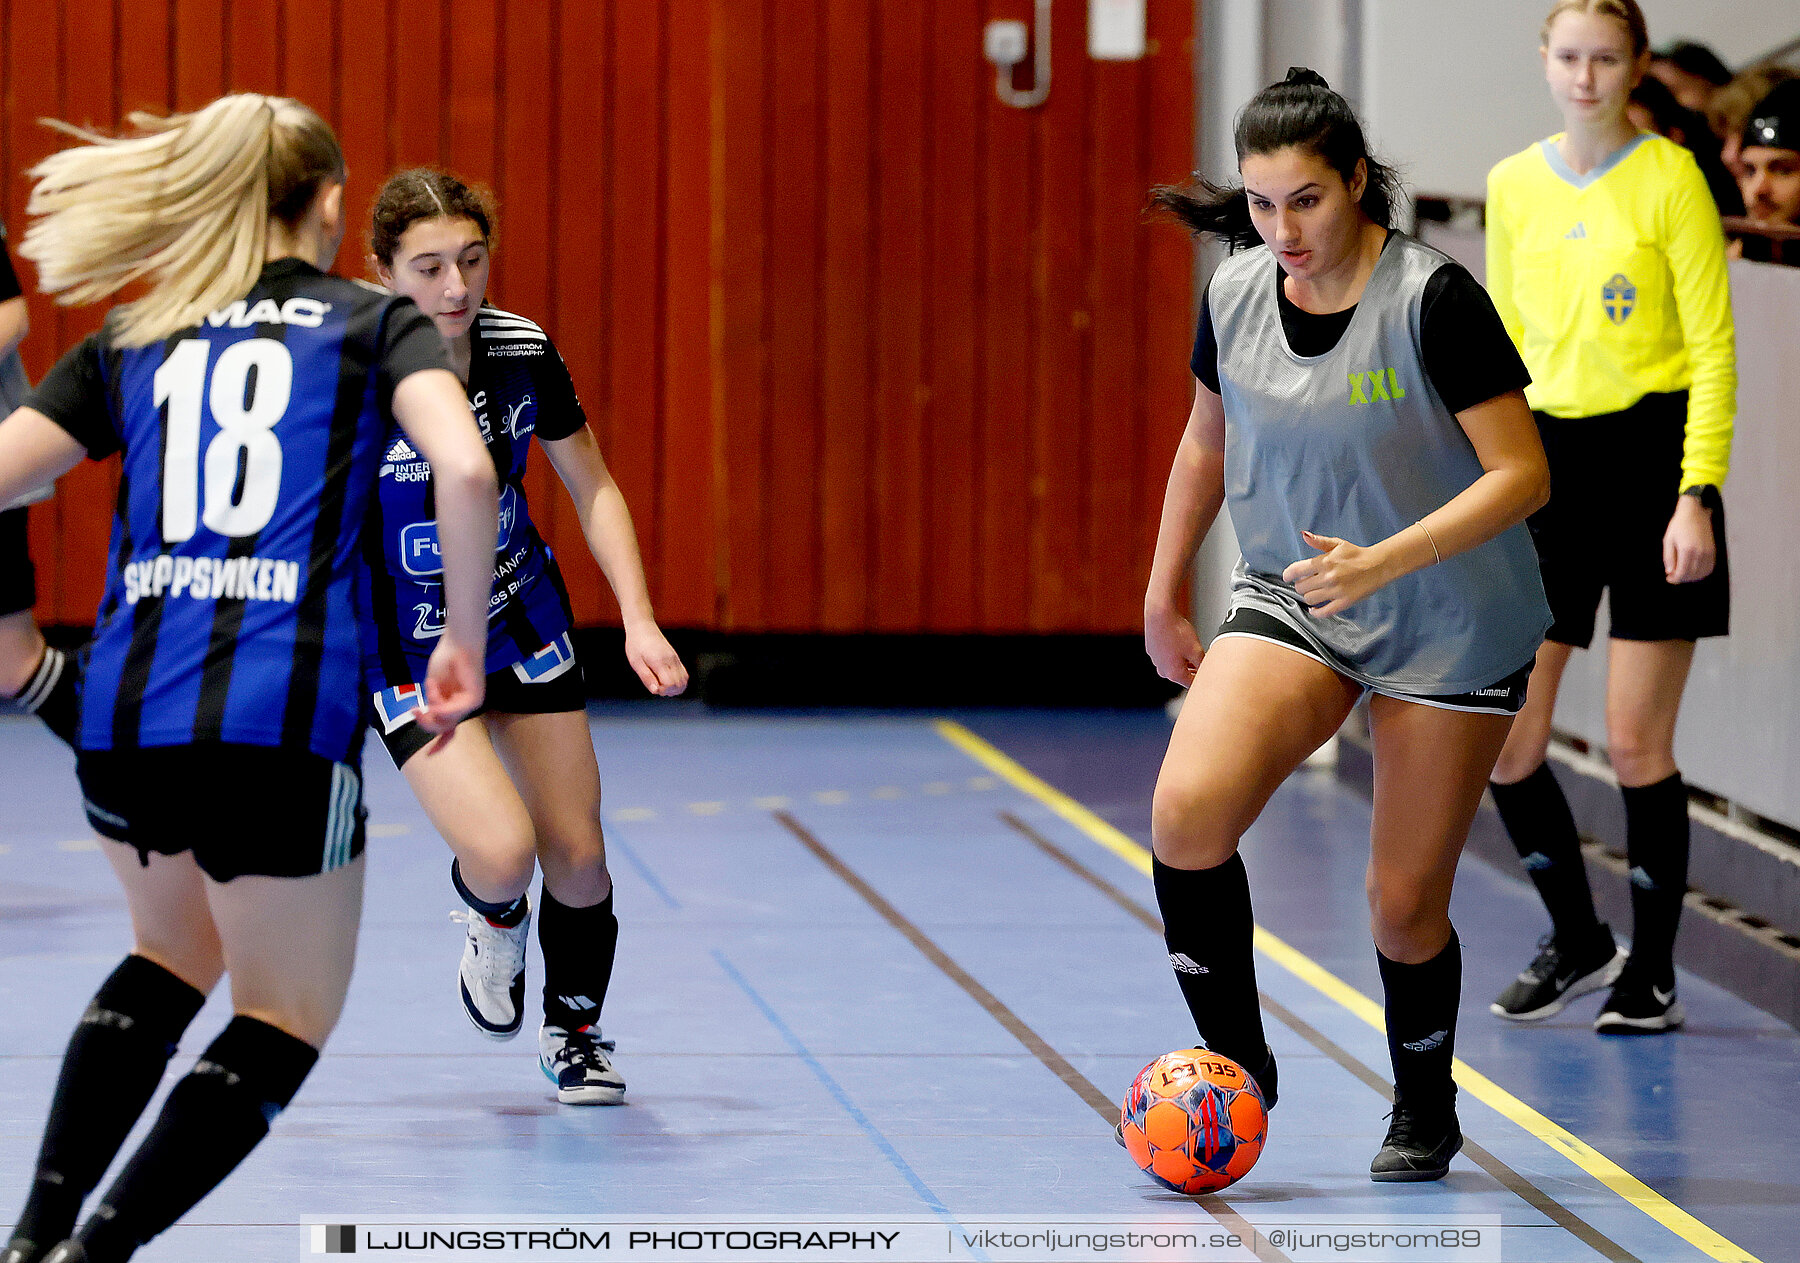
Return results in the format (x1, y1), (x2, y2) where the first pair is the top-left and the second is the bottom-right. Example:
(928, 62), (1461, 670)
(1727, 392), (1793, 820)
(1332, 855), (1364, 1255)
(1328, 0), (1796, 202)
(1359, 0), (1558, 202)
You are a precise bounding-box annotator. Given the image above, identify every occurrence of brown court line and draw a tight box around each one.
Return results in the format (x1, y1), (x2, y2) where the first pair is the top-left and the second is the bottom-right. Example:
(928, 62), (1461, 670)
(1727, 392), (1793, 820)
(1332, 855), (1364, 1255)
(999, 809), (1641, 1263)
(771, 810), (1291, 1263)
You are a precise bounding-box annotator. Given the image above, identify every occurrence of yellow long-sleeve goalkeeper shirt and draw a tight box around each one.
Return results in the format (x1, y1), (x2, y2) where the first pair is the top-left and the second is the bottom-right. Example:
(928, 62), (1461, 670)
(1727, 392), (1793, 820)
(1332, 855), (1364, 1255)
(1486, 132), (1735, 489)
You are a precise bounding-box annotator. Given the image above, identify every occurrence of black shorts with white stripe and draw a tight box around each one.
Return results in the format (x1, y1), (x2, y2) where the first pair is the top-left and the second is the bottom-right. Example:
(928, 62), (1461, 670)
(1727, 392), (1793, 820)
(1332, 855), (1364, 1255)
(372, 641), (588, 768)
(1214, 604), (1532, 716)
(75, 743), (365, 881)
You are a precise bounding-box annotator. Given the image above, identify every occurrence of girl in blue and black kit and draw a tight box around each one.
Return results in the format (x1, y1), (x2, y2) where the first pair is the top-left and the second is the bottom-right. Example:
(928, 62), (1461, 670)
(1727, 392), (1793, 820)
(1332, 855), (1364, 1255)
(0, 96), (496, 1263)
(358, 169), (687, 1106)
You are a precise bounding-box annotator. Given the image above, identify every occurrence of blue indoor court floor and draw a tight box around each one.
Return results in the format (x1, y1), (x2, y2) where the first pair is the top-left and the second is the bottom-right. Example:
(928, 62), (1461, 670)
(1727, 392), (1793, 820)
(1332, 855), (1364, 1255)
(2, 705), (1796, 1263)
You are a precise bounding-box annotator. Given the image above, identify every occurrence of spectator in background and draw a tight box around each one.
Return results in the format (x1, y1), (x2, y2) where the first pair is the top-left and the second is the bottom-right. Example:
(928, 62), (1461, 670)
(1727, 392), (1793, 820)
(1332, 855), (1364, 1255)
(1629, 74), (1744, 215)
(1708, 64), (1798, 177)
(1733, 81), (1800, 266)
(1648, 40), (1732, 112)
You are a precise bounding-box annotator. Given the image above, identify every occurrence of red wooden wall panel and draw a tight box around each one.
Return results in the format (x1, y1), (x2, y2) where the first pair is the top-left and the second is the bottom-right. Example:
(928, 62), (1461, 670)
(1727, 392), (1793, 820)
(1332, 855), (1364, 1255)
(871, 3), (927, 632)
(980, 51), (1036, 634)
(1032, 5), (1092, 632)
(1090, 55), (1150, 634)
(282, 1), (335, 109)
(226, 0), (281, 92)
(1143, 4), (1200, 612)
(658, 0), (715, 629)
(818, 0), (875, 632)
(333, 0), (387, 301)
(713, 0), (767, 631)
(8, 0), (1194, 639)
(765, 0), (823, 632)
(597, 0), (663, 624)
(549, 0), (611, 625)
(48, 1), (115, 628)
(173, 0), (226, 109)
(926, 4), (982, 633)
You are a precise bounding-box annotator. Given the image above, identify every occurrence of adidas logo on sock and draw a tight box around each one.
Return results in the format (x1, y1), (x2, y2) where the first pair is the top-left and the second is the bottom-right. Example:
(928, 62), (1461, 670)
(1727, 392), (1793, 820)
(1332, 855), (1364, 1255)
(1523, 851), (1552, 871)
(557, 994), (596, 1010)
(1401, 1029), (1449, 1053)
(1169, 953), (1208, 975)
(1630, 865), (1657, 890)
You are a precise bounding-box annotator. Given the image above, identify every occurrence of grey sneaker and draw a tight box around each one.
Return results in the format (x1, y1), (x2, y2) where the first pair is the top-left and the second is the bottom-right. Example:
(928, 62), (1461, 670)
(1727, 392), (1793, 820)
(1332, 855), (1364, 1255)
(1490, 928), (1624, 1021)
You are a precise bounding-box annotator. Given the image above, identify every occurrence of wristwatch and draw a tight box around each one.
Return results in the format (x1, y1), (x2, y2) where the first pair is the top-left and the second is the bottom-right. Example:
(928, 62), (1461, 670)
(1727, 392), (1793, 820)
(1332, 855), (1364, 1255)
(1680, 484), (1720, 510)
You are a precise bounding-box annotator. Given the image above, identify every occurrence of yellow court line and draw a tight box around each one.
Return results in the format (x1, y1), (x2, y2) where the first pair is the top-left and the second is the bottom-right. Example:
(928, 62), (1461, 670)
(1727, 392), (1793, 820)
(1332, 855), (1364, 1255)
(933, 718), (1762, 1263)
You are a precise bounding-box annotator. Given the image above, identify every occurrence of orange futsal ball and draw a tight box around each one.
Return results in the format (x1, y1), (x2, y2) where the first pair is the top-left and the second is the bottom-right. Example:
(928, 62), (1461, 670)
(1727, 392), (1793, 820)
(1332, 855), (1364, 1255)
(1119, 1048), (1268, 1194)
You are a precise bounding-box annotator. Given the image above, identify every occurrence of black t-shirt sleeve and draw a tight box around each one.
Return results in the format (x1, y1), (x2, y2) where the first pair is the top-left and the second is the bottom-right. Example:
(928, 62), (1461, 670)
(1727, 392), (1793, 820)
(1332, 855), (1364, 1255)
(377, 299), (454, 397)
(0, 233), (22, 304)
(24, 334), (115, 459)
(1419, 263), (1532, 415)
(1189, 282), (1221, 394)
(530, 338), (590, 444)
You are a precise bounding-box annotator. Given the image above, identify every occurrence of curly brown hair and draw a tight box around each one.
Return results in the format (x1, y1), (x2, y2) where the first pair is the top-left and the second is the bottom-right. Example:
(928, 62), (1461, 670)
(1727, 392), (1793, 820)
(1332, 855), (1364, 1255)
(369, 167), (496, 266)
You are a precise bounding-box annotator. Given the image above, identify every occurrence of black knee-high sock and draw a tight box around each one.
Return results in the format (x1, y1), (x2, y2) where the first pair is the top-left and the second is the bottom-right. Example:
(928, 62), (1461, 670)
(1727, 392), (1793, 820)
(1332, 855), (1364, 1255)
(72, 1016), (318, 1263)
(7, 956), (206, 1255)
(1152, 855), (1267, 1076)
(1378, 935), (1461, 1117)
(451, 857), (528, 927)
(13, 644), (79, 749)
(1488, 764), (1602, 942)
(539, 888), (618, 1031)
(1621, 774), (1688, 988)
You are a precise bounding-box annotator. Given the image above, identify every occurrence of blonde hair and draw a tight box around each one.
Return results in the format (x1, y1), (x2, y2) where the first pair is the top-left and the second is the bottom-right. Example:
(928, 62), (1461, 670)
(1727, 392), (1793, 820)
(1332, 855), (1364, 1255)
(1540, 0), (1650, 58)
(19, 94), (344, 348)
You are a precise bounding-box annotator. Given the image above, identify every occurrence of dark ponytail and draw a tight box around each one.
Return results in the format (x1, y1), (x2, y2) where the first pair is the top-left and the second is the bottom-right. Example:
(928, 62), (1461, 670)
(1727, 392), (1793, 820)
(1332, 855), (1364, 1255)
(1150, 67), (1404, 250)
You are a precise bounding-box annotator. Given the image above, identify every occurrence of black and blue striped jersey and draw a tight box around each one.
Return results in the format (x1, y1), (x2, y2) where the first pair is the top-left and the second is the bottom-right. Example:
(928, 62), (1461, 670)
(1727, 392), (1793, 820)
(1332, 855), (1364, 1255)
(26, 258), (449, 761)
(357, 306), (586, 702)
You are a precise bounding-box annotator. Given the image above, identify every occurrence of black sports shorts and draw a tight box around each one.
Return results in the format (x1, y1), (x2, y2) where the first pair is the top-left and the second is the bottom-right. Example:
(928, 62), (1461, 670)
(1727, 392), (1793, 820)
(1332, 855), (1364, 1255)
(75, 743), (366, 882)
(1215, 604), (1533, 716)
(0, 507), (35, 618)
(1530, 392), (1729, 648)
(371, 633), (587, 768)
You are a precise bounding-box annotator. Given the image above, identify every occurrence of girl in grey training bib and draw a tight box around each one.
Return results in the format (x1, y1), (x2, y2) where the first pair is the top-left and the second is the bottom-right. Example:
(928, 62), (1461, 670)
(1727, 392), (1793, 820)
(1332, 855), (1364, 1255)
(1136, 68), (1552, 1183)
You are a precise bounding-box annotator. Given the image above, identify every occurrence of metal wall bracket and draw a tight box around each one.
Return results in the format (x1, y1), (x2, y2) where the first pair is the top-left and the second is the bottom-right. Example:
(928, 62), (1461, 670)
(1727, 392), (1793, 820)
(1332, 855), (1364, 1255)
(984, 0), (1052, 110)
